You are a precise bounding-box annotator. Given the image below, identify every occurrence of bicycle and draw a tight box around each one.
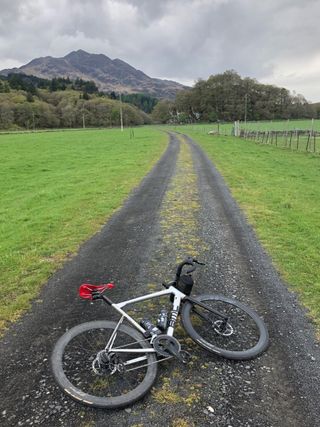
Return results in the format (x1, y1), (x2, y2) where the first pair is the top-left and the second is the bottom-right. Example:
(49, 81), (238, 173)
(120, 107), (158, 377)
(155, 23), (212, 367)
(51, 257), (269, 409)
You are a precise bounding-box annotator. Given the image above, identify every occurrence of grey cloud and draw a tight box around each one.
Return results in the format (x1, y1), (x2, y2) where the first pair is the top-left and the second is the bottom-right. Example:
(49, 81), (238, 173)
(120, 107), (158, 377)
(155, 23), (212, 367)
(1, 0), (320, 100)
(117, 0), (173, 23)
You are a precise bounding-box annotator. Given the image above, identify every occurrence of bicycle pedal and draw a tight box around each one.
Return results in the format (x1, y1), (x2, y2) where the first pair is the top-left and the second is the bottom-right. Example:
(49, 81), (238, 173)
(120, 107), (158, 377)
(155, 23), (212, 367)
(179, 350), (192, 364)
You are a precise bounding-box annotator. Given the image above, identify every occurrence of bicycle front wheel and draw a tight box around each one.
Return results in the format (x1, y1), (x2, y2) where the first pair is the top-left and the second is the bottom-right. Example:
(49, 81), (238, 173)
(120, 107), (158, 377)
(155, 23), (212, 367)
(51, 321), (158, 408)
(181, 294), (269, 360)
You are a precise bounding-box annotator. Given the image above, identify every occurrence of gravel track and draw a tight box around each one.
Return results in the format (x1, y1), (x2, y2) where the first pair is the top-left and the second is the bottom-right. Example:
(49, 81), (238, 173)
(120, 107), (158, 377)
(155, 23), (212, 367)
(0, 132), (319, 427)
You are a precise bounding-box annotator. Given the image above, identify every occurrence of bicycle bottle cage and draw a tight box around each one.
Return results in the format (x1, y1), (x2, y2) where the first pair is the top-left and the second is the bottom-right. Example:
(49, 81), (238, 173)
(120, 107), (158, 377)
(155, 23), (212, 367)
(79, 283), (114, 300)
(175, 274), (194, 296)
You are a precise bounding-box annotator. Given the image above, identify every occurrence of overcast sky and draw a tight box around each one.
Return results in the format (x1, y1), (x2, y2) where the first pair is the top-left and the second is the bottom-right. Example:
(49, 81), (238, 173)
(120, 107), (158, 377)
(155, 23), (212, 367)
(1, 0), (320, 101)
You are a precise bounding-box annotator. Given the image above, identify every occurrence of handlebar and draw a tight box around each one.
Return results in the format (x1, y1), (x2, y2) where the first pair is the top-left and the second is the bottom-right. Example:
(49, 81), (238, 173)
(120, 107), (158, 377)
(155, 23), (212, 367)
(175, 257), (205, 280)
(162, 257), (205, 289)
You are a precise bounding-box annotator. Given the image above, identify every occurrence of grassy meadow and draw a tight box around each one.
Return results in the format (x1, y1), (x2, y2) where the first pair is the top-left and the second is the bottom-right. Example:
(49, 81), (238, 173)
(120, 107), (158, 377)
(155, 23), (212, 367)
(177, 126), (320, 329)
(169, 118), (320, 135)
(2, 122), (320, 334)
(0, 127), (167, 330)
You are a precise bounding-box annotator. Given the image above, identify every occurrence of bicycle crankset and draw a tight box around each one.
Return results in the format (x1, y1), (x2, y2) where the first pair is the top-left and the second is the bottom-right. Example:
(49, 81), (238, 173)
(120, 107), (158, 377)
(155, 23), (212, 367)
(153, 335), (191, 363)
(153, 335), (180, 357)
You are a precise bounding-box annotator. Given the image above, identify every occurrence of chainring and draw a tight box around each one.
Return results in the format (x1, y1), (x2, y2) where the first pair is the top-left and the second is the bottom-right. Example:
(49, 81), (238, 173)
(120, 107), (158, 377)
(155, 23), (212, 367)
(153, 335), (181, 357)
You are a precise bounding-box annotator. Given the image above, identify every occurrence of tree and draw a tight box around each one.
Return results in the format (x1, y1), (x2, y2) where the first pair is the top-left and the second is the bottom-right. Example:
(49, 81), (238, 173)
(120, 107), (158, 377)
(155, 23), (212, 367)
(0, 80), (10, 93)
(26, 92), (34, 102)
(0, 80), (152, 129)
(50, 78), (59, 92)
(83, 81), (98, 94)
(121, 93), (158, 113)
(58, 103), (76, 128)
(14, 103), (33, 128)
(0, 102), (14, 128)
(109, 91), (118, 100)
(32, 101), (59, 128)
(151, 100), (175, 123)
(174, 71), (313, 122)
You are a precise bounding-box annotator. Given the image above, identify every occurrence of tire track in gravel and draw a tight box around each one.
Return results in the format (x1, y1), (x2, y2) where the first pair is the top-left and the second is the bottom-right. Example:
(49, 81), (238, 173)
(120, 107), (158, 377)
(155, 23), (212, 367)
(0, 135), (179, 427)
(1, 132), (320, 427)
(182, 133), (320, 427)
(115, 134), (214, 427)
(98, 132), (319, 427)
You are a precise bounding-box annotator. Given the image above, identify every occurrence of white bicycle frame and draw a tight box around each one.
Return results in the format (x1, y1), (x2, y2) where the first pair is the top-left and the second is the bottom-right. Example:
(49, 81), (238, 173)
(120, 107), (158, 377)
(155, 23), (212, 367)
(103, 285), (186, 368)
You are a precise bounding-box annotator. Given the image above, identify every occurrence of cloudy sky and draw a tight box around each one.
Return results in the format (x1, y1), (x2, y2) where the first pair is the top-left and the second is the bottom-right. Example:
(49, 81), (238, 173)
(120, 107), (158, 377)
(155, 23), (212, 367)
(1, 0), (320, 101)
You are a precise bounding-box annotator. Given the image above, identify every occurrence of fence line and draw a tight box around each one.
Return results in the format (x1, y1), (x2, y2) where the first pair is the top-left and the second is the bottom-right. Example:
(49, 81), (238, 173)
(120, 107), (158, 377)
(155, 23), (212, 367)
(240, 129), (319, 154)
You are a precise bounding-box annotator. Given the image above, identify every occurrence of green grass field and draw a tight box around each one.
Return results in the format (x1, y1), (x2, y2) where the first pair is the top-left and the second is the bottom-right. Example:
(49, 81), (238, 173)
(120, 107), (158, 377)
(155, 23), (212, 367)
(168, 118), (320, 135)
(168, 119), (320, 154)
(176, 126), (320, 330)
(2, 122), (320, 335)
(0, 127), (167, 330)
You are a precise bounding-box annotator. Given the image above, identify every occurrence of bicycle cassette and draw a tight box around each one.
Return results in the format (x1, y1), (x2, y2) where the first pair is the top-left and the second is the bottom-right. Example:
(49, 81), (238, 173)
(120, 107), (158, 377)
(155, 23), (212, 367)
(153, 335), (181, 357)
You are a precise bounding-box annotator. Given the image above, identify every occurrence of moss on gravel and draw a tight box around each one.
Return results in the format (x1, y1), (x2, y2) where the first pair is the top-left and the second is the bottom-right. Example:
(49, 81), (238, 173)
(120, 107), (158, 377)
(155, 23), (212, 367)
(160, 136), (207, 259)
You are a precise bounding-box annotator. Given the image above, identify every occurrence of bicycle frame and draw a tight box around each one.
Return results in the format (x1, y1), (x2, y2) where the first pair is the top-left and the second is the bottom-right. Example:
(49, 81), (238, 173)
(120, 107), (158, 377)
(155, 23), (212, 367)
(98, 284), (229, 370)
(96, 286), (188, 371)
(105, 285), (185, 356)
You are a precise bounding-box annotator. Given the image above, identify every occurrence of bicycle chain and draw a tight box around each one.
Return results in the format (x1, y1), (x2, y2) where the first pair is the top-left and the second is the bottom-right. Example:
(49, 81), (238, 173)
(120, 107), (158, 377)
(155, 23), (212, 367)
(125, 355), (173, 372)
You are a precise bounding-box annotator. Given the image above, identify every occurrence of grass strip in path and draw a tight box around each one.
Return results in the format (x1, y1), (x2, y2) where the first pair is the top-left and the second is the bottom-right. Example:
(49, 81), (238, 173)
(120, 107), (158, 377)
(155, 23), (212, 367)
(160, 135), (205, 259)
(0, 127), (167, 330)
(147, 135), (210, 425)
(178, 129), (320, 330)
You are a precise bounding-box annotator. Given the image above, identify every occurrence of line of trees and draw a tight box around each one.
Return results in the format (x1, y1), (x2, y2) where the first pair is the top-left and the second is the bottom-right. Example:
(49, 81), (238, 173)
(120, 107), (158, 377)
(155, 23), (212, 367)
(0, 75), (151, 130)
(1, 70), (318, 129)
(107, 91), (158, 113)
(1, 73), (100, 95)
(152, 70), (315, 124)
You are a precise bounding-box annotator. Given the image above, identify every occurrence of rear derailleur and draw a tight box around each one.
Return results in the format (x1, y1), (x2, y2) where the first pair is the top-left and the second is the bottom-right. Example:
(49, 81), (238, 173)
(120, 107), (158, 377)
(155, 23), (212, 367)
(92, 351), (125, 375)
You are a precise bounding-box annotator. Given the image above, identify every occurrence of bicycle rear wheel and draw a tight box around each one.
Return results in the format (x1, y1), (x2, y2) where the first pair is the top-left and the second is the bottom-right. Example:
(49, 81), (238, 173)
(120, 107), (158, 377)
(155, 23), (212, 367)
(181, 294), (269, 360)
(51, 321), (158, 408)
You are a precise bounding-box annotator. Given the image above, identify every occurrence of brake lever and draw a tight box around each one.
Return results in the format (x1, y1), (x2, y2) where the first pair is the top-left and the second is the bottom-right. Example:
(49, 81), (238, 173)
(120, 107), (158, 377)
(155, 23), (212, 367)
(186, 265), (196, 274)
(193, 259), (205, 265)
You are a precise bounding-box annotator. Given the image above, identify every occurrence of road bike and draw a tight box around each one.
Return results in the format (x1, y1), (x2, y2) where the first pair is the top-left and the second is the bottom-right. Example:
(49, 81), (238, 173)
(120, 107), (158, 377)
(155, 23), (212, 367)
(51, 257), (269, 408)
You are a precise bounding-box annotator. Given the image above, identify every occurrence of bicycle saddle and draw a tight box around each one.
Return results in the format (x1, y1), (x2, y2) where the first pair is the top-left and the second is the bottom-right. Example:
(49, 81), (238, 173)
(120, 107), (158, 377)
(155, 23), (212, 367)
(79, 283), (114, 300)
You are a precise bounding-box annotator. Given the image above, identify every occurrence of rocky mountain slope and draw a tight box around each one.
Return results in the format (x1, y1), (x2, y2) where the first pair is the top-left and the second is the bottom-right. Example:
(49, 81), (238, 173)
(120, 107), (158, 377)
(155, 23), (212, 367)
(0, 50), (187, 99)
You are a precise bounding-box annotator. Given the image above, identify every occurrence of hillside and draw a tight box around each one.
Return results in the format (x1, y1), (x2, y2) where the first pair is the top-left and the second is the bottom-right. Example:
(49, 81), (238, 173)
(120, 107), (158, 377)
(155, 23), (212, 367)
(0, 50), (186, 99)
(0, 76), (151, 130)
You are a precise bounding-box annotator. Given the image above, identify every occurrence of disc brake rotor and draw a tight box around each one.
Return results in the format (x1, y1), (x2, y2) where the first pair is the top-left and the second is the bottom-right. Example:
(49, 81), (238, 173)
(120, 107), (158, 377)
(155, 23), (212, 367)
(213, 320), (234, 336)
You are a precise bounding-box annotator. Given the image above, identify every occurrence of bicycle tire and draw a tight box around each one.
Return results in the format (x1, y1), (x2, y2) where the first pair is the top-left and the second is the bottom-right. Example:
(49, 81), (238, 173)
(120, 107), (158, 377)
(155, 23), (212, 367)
(181, 294), (269, 360)
(51, 320), (158, 408)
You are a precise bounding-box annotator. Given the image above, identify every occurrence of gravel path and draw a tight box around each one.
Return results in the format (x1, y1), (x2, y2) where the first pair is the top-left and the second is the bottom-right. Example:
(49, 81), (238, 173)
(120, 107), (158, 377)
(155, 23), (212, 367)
(0, 132), (319, 427)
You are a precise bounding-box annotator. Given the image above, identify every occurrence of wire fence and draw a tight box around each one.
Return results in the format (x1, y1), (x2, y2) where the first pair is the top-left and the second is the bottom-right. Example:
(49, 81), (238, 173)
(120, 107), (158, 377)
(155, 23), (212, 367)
(240, 129), (320, 154)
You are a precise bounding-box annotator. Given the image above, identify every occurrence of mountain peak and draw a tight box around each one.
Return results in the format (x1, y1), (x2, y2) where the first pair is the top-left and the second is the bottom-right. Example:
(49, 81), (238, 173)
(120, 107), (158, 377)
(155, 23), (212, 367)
(64, 49), (91, 58)
(0, 51), (188, 98)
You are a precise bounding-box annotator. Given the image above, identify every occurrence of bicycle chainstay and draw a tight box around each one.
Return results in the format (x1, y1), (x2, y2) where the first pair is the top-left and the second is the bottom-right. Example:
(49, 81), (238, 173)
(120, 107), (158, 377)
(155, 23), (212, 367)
(99, 334), (191, 374)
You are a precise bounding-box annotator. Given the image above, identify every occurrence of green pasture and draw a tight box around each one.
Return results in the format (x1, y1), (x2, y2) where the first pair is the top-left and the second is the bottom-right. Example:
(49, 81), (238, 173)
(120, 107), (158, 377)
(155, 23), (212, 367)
(168, 118), (320, 135)
(242, 119), (320, 132)
(0, 127), (167, 330)
(244, 130), (320, 153)
(177, 126), (320, 330)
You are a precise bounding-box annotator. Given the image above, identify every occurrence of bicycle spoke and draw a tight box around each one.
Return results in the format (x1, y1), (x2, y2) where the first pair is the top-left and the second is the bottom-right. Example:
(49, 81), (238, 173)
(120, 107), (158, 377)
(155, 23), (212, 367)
(61, 326), (153, 398)
(191, 300), (260, 352)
